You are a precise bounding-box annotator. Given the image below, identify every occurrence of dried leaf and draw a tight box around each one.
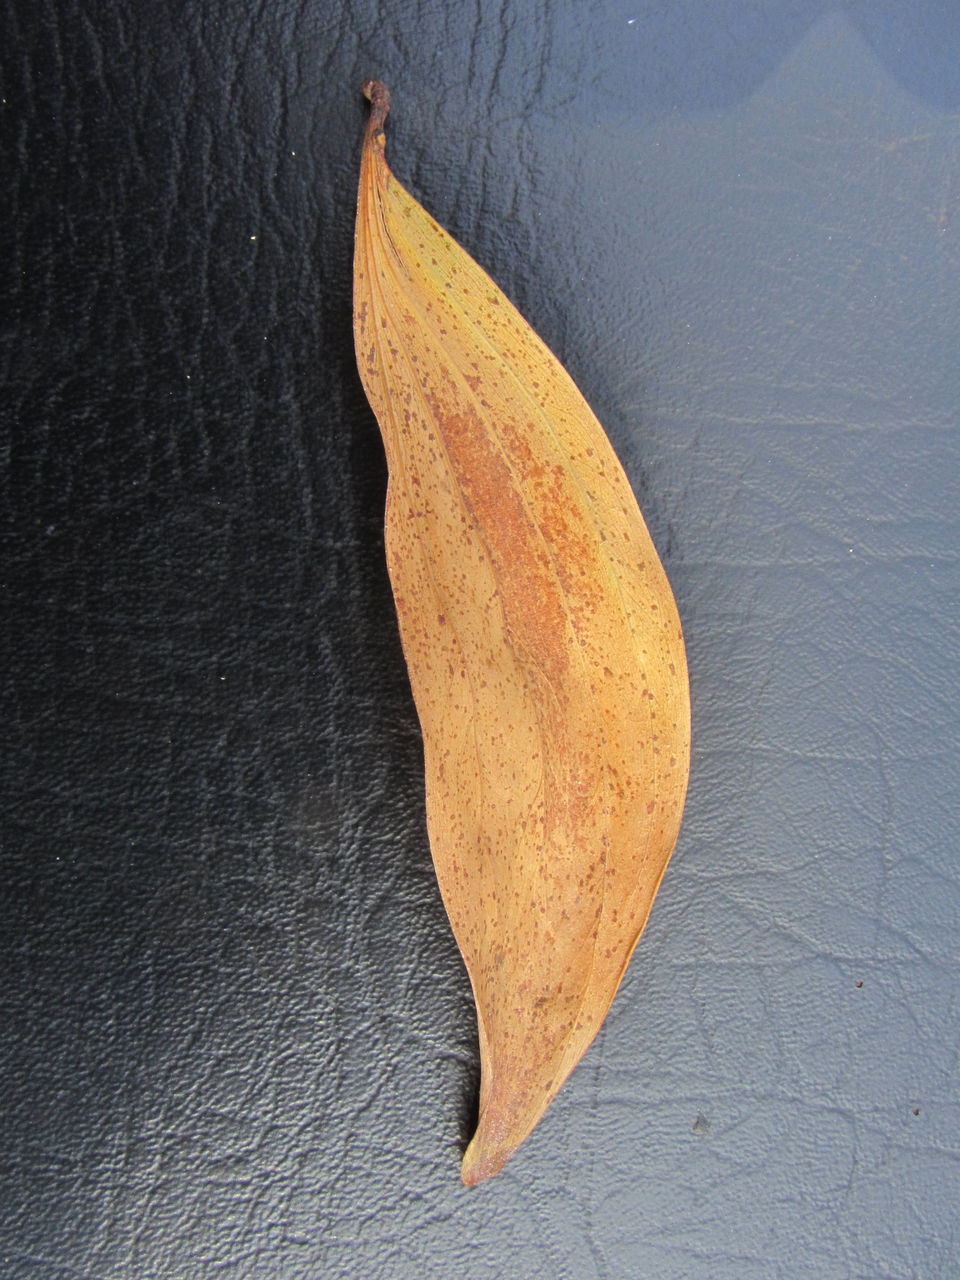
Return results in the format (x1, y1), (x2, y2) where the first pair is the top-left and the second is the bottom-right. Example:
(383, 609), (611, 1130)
(353, 80), (690, 1185)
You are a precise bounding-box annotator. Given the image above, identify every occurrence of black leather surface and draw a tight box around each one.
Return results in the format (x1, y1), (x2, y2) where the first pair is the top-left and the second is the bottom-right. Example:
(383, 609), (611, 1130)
(3, 3), (959, 1277)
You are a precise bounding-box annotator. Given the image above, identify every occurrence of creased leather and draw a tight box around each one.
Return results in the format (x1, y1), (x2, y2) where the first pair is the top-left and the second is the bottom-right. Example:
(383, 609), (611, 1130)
(2, 3), (958, 1278)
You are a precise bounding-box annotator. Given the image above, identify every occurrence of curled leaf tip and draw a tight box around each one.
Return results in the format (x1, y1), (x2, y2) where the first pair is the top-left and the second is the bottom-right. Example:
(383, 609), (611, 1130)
(460, 1153), (498, 1188)
(460, 1132), (509, 1188)
(361, 79), (391, 130)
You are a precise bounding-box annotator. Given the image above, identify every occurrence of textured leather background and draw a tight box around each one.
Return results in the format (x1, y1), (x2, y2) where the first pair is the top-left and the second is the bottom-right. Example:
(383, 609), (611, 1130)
(2, 2), (959, 1277)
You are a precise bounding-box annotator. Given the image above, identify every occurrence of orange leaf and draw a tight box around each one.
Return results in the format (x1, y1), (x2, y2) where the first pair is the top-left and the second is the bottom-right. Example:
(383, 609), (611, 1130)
(353, 80), (690, 1185)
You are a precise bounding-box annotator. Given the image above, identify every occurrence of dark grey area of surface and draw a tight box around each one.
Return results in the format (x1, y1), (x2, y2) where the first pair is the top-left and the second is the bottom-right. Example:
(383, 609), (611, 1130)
(2, 2), (958, 1277)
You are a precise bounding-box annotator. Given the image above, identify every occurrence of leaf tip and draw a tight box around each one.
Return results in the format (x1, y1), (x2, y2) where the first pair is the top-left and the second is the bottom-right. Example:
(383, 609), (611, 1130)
(460, 1138), (507, 1188)
(459, 1089), (534, 1186)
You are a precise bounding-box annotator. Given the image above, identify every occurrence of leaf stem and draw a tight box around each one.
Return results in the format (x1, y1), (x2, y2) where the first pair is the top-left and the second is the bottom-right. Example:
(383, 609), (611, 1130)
(361, 79), (391, 133)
